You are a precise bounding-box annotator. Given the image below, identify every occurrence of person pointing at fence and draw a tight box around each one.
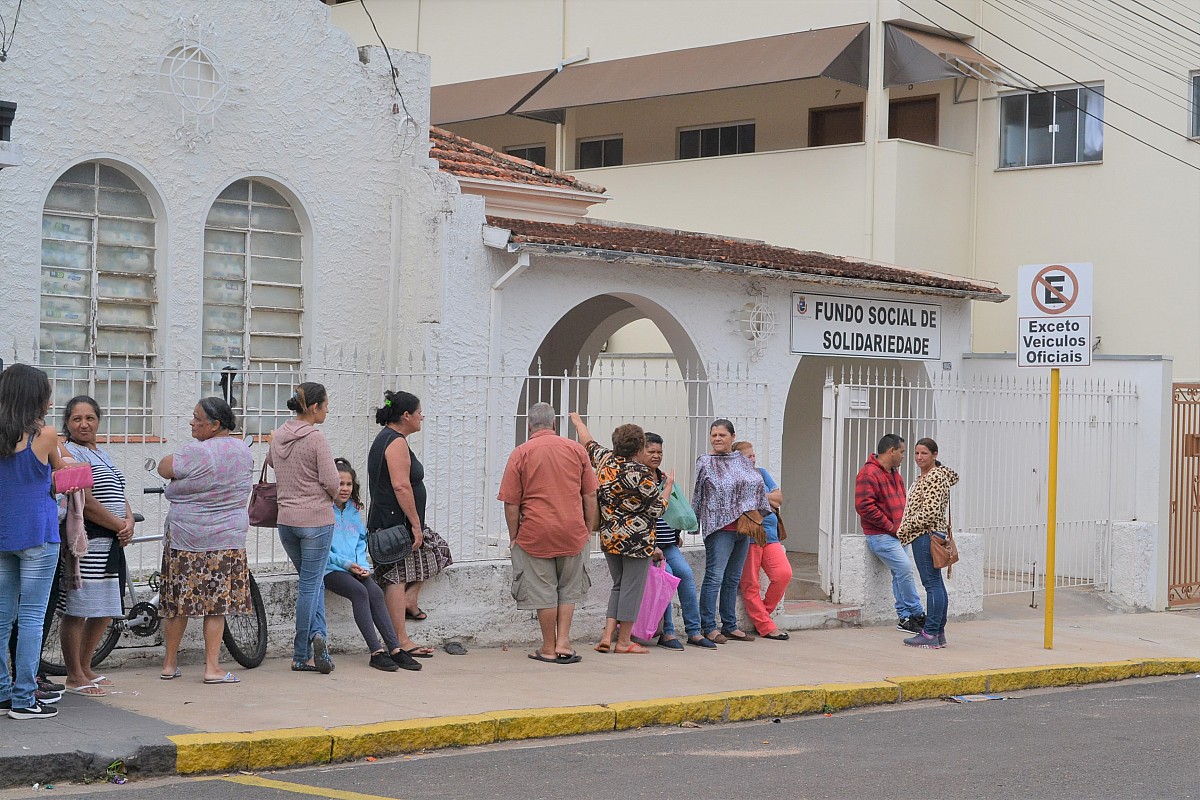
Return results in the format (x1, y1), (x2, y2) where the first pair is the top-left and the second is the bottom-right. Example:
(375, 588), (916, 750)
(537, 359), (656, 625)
(896, 438), (959, 650)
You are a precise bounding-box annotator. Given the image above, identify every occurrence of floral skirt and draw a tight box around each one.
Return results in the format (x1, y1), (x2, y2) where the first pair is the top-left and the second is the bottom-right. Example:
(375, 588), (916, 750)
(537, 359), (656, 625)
(375, 526), (453, 586)
(160, 546), (251, 618)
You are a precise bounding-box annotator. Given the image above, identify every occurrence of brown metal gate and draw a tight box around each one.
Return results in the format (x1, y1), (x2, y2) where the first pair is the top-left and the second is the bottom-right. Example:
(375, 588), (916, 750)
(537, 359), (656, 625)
(1169, 383), (1200, 606)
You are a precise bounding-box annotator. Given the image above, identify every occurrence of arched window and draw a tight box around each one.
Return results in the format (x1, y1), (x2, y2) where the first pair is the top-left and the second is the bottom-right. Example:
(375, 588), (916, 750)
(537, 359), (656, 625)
(202, 178), (303, 433)
(40, 162), (158, 435)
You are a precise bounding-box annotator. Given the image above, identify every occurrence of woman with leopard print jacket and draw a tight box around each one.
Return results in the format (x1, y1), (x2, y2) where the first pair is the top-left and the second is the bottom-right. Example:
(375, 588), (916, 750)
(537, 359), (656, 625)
(896, 438), (958, 650)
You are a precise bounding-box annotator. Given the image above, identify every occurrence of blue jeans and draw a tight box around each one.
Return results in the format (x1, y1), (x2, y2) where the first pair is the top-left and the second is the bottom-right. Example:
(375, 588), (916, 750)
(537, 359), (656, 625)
(910, 532), (948, 635)
(278, 524), (333, 663)
(864, 534), (924, 619)
(659, 543), (700, 638)
(699, 531), (749, 634)
(0, 543), (60, 709)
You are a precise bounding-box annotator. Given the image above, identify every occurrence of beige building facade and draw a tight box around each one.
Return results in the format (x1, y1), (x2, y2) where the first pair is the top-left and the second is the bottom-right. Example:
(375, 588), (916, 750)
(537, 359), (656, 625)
(331, 0), (1200, 379)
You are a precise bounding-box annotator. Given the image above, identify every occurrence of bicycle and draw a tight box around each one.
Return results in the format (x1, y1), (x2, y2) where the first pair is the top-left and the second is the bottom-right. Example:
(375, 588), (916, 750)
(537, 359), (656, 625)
(41, 457), (268, 675)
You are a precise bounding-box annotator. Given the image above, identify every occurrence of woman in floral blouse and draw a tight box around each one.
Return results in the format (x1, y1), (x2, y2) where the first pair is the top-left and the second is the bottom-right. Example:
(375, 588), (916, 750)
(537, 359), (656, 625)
(569, 412), (672, 654)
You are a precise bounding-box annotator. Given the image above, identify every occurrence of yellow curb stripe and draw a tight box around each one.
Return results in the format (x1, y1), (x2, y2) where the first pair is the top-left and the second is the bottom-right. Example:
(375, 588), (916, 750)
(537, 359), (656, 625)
(223, 774), (399, 800)
(168, 659), (1198, 776)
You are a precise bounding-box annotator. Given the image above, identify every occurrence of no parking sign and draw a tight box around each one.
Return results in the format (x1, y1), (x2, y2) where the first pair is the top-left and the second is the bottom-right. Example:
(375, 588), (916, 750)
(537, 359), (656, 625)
(1016, 263), (1093, 367)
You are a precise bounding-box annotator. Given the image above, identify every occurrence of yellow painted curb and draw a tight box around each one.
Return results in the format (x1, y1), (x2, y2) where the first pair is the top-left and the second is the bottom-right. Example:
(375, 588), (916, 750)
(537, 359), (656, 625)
(819, 681), (900, 711)
(609, 693), (730, 730)
(244, 727), (333, 770)
(1138, 657), (1200, 676)
(329, 714), (498, 761)
(718, 686), (825, 721)
(985, 661), (1146, 692)
(886, 671), (989, 701)
(171, 732), (256, 775)
(485, 705), (615, 741)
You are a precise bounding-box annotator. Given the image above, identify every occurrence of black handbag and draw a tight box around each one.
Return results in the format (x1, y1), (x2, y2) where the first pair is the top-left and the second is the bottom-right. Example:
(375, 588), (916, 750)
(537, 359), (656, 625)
(366, 449), (414, 565)
(367, 522), (413, 565)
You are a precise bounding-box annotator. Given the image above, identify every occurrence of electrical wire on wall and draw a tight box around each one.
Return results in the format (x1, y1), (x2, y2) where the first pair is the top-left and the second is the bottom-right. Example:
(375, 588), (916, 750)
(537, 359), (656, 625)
(0, 0), (24, 62)
(358, 0), (421, 158)
(898, 0), (1200, 173)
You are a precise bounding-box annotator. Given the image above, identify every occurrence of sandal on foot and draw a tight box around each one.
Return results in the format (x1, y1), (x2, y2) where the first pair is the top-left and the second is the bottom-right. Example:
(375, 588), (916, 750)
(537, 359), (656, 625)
(555, 651), (582, 664)
(614, 643), (650, 654)
(91, 675), (115, 687)
(405, 608), (428, 621)
(528, 651), (558, 664)
(706, 631), (728, 644)
(159, 668), (182, 680)
(291, 662), (319, 672)
(203, 672), (240, 685)
(404, 646), (434, 658)
(65, 684), (106, 696)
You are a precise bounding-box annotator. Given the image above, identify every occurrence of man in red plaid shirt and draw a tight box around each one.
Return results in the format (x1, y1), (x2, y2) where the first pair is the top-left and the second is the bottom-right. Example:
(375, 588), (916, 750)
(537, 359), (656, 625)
(854, 434), (925, 634)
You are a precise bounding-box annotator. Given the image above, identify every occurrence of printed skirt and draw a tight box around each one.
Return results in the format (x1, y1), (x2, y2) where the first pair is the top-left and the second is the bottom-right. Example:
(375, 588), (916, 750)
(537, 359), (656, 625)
(160, 543), (252, 618)
(375, 526), (453, 586)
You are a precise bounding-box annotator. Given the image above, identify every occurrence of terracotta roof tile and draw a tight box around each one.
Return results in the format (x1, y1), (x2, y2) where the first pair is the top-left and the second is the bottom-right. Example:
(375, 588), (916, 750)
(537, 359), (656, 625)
(487, 217), (1004, 298)
(430, 126), (605, 195)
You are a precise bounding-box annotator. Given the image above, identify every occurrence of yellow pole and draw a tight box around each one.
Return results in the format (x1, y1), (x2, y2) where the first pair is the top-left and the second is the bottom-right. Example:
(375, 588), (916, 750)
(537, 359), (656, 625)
(1044, 367), (1060, 649)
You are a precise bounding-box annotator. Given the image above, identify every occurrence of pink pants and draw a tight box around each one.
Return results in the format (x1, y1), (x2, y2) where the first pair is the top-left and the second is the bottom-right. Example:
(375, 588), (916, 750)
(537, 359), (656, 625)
(740, 542), (793, 635)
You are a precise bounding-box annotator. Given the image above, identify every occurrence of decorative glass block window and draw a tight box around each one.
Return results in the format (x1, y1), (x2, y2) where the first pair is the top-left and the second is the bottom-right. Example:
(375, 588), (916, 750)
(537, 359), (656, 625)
(40, 162), (158, 435)
(1000, 85), (1104, 168)
(202, 179), (304, 434)
(504, 144), (547, 166)
(578, 136), (624, 169)
(678, 122), (755, 159)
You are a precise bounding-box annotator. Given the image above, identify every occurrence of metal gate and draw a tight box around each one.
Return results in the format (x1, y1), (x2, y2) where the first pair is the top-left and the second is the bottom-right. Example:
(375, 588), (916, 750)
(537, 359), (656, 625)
(821, 368), (1138, 598)
(1169, 383), (1200, 606)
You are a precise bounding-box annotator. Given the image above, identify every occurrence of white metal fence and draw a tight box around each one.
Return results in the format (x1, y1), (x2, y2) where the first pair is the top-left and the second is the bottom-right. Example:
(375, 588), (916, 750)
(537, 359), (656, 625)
(25, 350), (769, 577)
(825, 367), (1138, 596)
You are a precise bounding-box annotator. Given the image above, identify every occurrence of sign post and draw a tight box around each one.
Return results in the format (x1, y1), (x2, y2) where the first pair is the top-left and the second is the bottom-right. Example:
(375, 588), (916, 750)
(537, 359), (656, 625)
(1017, 263), (1092, 650)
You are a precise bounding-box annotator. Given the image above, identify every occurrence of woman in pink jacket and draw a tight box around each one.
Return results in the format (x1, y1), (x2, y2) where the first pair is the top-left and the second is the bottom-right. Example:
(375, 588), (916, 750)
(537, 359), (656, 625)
(268, 382), (340, 674)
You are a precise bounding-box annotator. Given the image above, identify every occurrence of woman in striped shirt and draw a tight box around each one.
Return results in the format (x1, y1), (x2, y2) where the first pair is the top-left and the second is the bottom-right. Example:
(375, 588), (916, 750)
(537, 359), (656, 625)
(60, 396), (134, 697)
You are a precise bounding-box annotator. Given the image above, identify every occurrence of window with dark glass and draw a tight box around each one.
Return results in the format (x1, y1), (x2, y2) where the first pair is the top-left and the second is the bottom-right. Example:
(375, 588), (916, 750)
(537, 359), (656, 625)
(1000, 85), (1104, 168)
(678, 123), (755, 159)
(1191, 73), (1200, 137)
(505, 144), (547, 166)
(578, 137), (623, 168)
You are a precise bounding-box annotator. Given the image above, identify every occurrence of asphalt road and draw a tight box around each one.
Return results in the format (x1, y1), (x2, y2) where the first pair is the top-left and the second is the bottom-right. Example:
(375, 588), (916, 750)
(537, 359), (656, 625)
(11, 676), (1199, 800)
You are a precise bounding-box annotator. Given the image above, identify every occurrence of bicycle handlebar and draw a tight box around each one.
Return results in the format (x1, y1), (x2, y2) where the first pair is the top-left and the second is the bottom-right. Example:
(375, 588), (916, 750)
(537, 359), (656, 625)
(143, 486), (165, 495)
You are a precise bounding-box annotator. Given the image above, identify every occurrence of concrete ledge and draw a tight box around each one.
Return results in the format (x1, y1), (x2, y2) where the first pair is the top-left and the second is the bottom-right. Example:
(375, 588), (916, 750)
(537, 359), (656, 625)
(328, 714), (498, 761)
(1137, 657), (1200, 676)
(171, 732), (256, 775)
(819, 681), (900, 710)
(718, 686), (825, 720)
(886, 671), (990, 701)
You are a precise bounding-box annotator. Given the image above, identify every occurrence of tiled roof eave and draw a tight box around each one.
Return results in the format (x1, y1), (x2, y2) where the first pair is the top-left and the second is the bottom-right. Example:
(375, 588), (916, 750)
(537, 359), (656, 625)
(506, 241), (1009, 302)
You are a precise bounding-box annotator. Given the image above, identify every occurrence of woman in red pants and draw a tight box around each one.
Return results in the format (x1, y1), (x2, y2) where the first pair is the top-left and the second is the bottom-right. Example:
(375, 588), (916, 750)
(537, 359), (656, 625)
(735, 441), (791, 641)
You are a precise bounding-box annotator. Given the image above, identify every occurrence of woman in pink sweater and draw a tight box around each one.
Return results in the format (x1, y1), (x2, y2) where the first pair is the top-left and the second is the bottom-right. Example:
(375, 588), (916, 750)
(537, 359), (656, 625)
(268, 382), (340, 674)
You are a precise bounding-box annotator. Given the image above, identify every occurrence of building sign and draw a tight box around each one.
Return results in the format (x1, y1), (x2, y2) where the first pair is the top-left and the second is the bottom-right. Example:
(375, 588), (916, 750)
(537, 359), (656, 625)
(1016, 263), (1093, 367)
(789, 292), (941, 361)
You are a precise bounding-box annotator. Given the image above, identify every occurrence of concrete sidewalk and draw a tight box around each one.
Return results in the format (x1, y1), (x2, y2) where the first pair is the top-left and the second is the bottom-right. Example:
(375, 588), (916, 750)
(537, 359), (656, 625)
(3, 591), (1198, 787)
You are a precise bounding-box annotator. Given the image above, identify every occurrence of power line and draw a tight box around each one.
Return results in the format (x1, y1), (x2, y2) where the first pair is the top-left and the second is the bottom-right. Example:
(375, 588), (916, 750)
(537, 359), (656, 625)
(358, 0), (420, 153)
(1157, 0), (1200, 30)
(896, 0), (1200, 172)
(1116, 0), (1200, 46)
(0, 0), (24, 62)
(1075, 0), (1199, 61)
(994, 0), (1194, 113)
(1049, 0), (1199, 75)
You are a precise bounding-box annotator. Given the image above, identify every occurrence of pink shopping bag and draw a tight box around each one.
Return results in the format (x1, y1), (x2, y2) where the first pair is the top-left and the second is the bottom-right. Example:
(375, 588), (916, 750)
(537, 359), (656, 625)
(631, 561), (682, 640)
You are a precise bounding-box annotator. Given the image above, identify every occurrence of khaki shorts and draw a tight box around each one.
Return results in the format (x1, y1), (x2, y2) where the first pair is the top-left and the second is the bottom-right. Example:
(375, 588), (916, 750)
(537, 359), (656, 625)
(510, 544), (591, 610)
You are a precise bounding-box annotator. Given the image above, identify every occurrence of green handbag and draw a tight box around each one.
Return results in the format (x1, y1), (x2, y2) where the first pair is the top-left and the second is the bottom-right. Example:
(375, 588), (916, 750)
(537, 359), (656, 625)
(661, 483), (699, 532)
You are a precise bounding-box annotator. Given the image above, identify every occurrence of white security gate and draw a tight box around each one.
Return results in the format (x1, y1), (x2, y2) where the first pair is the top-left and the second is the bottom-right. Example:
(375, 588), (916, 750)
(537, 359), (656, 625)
(821, 368), (1138, 597)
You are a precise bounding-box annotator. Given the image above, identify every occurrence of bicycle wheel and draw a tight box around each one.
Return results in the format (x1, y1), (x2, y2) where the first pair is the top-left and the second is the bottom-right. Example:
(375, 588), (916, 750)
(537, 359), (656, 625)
(223, 572), (267, 668)
(40, 608), (122, 676)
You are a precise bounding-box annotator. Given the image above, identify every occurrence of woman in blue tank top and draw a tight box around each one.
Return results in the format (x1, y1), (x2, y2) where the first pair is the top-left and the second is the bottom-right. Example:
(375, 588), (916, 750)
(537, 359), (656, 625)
(0, 365), (75, 720)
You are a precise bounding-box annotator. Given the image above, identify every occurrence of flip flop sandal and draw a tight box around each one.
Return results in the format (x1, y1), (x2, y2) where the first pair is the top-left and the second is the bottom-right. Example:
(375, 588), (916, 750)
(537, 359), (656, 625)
(404, 646), (435, 658)
(555, 651), (582, 664)
(160, 668), (182, 680)
(291, 662), (320, 672)
(528, 651), (558, 664)
(203, 672), (240, 684)
(91, 675), (115, 687)
(443, 641), (468, 656)
(405, 608), (428, 621)
(65, 684), (107, 696)
(762, 631), (790, 640)
(613, 643), (650, 654)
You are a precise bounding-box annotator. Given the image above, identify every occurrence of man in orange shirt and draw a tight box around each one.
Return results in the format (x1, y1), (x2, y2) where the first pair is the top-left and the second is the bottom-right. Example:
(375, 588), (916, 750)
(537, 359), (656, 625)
(498, 403), (599, 665)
